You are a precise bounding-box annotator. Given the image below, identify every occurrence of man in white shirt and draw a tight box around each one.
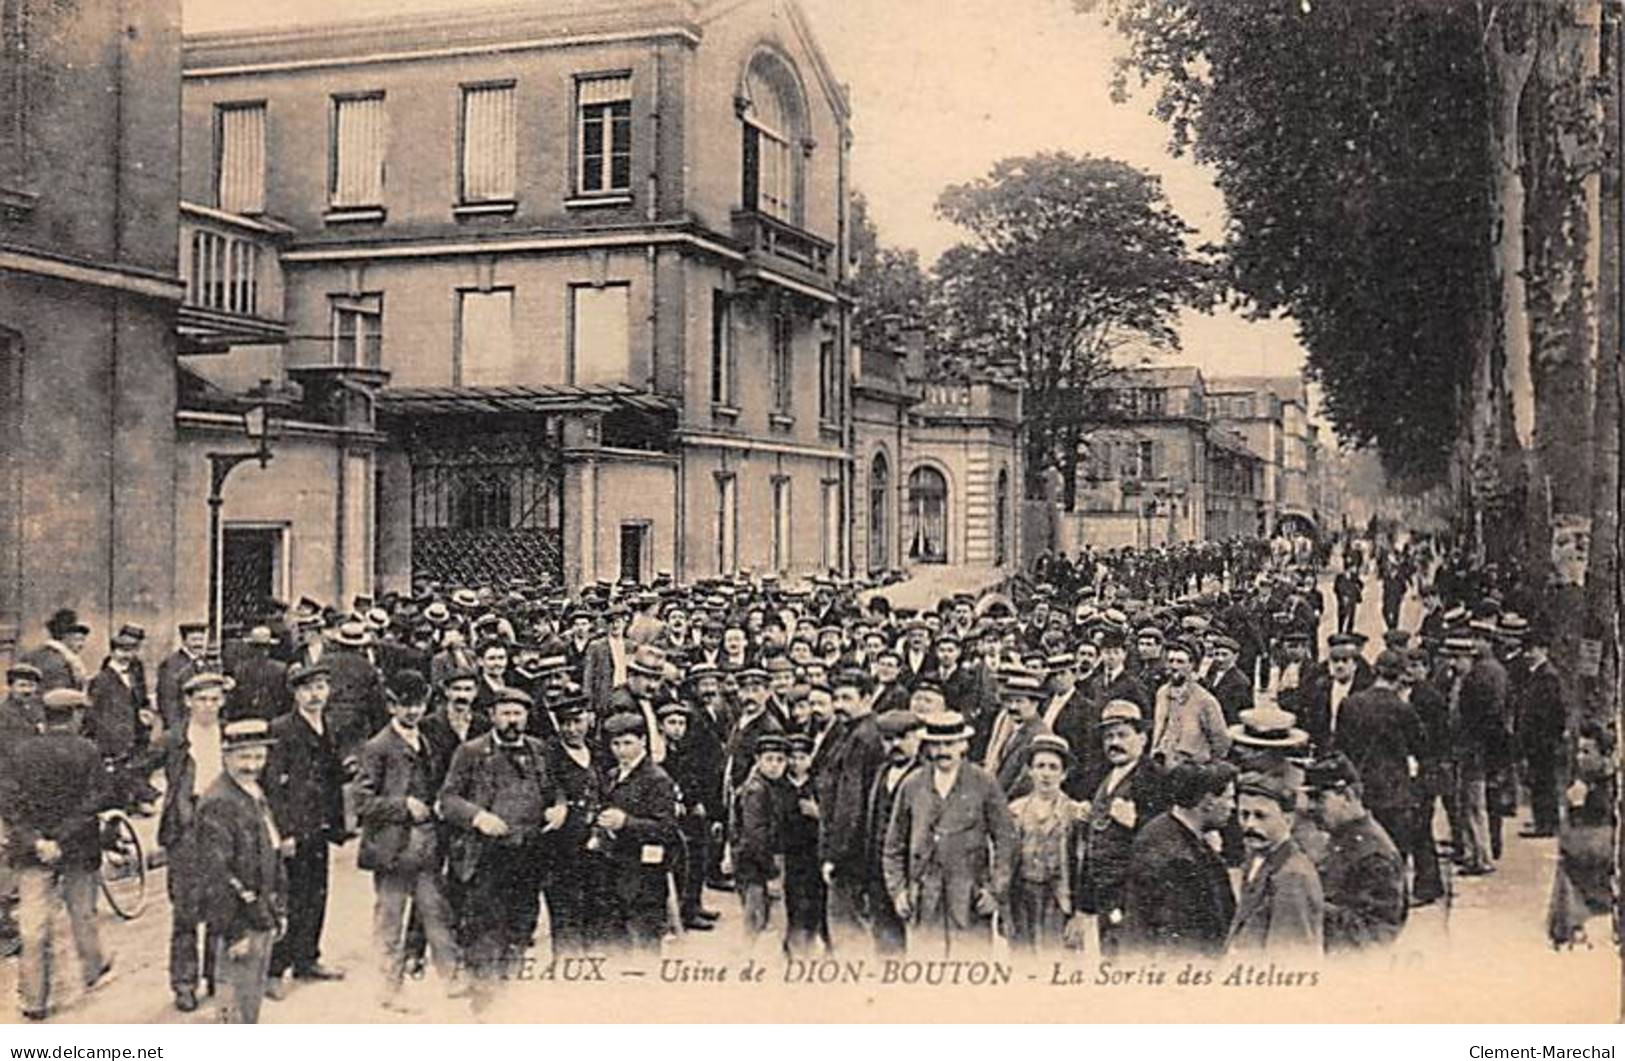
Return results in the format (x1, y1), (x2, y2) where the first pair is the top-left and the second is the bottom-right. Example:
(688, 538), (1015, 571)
(161, 671), (229, 1013)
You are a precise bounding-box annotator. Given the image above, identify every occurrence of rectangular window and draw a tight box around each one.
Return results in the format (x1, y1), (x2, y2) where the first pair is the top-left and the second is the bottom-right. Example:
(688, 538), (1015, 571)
(331, 94), (385, 208)
(331, 294), (382, 368)
(457, 289), (514, 386)
(771, 476), (792, 572)
(619, 522), (649, 583)
(0, 0), (29, 189)
(743, 122), (792, 221)
(771, 313), (794, 415)
(577, 74), (632, 195)
(818, 336), (839, 423)
(461, 84), (516, 203)
(1139, 440), (1159, 479)
(716, 474), (738, 575)
(1141, 388), (1166, 416)
(710, 290), (733, 405)
(570, 284), (631, 386)
(821, 479), (842, 572)
(216, 103), (266, 214)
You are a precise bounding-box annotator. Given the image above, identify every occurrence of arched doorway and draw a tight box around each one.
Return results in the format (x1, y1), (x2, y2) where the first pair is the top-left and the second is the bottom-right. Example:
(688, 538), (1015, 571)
(868, 452), (889, 573)
(995, 468), (1010, 567)
(906, 465), (948, 564)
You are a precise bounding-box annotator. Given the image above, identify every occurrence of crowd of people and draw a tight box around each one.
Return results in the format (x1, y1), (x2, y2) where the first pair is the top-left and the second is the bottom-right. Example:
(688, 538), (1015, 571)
(0, 527), (1610, 1022)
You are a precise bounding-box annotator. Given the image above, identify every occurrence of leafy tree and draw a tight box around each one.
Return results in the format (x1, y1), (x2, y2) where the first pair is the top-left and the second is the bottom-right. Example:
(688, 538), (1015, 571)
(848, 190), (931, 354)
(930, 151), (1213, 505)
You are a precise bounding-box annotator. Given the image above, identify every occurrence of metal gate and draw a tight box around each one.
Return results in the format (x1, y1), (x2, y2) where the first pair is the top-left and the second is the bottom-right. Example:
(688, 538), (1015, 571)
(407, 423), (565, 587)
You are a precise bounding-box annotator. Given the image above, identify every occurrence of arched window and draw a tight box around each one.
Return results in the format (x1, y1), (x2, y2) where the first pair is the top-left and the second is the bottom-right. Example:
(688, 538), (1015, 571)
(995, 468), (1010, 567)
(906, 465), (948, 564)
(740, 52), (805, 223)
(868, 452), (889, 573)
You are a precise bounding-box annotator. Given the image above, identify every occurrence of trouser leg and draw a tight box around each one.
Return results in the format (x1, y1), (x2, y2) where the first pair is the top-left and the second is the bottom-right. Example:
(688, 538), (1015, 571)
(271, 838), (329, 977)
(169, 913), (202, 994)
(15, 868), (55, 1015)
(1529, 755), (1559, 833)
(824, 873), (868, 955)
(372, 871), (411, 992)
(213, 929), (273, 1024)
(411, 869), (460, 984)
(1460, 776), (1493, 871)
(60, 869), (106, 982)
(1409, 795), (1443, 901)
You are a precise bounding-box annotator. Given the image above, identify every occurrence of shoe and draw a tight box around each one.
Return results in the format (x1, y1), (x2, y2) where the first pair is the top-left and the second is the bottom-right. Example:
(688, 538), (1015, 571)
(84, 958), (114, 992)
(0, 934), (19, 959)
(406, 957), (426, 981)
(1518, 828), (1555, 839)
(1409, 894), (1440, 908)
(444, 981), (473, 1001)
(294, 962), (346, 982)
(21, 1008), (45, 1022)
(1458, 865), (1495, 877)
(265, 973), (289, 1001)
(708, 878), (736, 893)
(173, 988), (198, 1013)
(682, 918), (715, 932)
(697, 909), (721, 921)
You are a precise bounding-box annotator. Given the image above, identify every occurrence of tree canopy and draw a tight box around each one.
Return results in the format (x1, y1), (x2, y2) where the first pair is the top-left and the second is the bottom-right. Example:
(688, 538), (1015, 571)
(930, 151), (1213, 501)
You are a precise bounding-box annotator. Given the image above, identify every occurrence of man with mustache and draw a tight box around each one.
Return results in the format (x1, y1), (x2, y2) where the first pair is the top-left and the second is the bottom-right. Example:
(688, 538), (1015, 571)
(1150, 640), (1231, 768)
(1303, 753), (1406, 952)
(1071, 700), (1166, 954)
(1228, 770), (1324, 955)
(882, 711), (1016, 955)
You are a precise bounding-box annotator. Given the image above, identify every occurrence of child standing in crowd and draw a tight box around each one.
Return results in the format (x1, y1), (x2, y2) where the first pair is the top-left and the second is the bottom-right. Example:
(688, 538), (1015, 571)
(1005, 734), (1084, 952)
(781, 733), (826, 956)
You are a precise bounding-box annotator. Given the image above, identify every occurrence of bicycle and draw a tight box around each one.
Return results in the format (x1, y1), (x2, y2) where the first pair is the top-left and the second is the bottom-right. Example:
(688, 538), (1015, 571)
(97, 808), (147, 920)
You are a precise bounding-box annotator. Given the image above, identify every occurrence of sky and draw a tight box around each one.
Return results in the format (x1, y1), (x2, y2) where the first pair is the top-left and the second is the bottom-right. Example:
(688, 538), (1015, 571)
(182, 0), (1309, 383)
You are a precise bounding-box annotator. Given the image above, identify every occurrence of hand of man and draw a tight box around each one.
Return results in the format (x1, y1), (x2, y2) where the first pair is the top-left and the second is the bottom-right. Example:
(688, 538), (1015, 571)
(34, 838), (61, 865)
(472, 810), (510, 838)
(820, 861), (836, 887)
(405, 796), (431, 823)
(1062, 912), (1088, 950)
(278, 837), (296, 858)
(596, 807), (627, 831)
(1567, 780), (1590, 807)
(893, 891), (912, 920)
(542, 802), (567, 832)
(691, 802), (706, 819)
(798, 797), (820, 819)
(228, 935), (254, 960)
(1108, 797), (1137, 830)
(974, 887), (998, 917)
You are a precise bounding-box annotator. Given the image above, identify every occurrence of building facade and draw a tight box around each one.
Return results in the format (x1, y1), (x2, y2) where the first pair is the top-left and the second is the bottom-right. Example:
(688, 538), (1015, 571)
(1209, 374), (1316, 536)
(0, 0), (185, 659)
(178, 0), (853, 608)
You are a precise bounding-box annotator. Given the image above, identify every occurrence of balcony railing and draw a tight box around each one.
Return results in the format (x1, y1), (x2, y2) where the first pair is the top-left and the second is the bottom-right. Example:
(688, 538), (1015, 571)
(731, 208), (835, 288)
(177, 203), (290, 352)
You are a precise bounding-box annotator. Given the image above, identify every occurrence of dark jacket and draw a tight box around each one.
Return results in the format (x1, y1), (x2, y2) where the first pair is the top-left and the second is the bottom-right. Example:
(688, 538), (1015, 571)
(730, 768), (783, 885)
(1517, 659), (1566, 761)
(882, 762), (1018, 927)
(1, 728), (109, 870)
(817, 713), (886, 872)
(1121, 810), (1235, 957)
(195, 774), (287, 943)
(1336, 684), (1423, 810)
(1316, 811), (1406, 951)
(599, 755), (679, 908)
(264, 710), (346, 842)
(86, 664), (143, 759)
(1072, 757), (1167, 916)
(1201, 665), (1254, 727)
(228, 649), (289, 721)
(157, 648), (208, 730)
(419, 706), (490, 790)
(0, 695), (41, 777)
(438, 732), (560, 883)
(355, 724), (442, 874)
(541, 738), (606, 864)
(322, 646), (385, 750)
(21, 643), (86, 695)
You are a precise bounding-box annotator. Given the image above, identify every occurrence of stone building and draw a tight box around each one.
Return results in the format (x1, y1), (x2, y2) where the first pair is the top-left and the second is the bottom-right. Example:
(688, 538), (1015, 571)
(1210, 374), (1316, 537)
(0, 0), (184, 658)
(177, 0), (853, 607)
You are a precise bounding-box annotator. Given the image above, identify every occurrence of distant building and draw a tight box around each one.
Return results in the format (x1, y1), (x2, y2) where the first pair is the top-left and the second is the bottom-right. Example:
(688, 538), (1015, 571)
(1, 0), (184, 658)
(851, 324), (1023, 583)
(1208, 374), (1317, 538)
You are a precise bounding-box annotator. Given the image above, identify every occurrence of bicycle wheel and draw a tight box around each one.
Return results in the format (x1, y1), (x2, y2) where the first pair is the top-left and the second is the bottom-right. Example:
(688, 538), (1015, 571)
(98, 812), (147, 920)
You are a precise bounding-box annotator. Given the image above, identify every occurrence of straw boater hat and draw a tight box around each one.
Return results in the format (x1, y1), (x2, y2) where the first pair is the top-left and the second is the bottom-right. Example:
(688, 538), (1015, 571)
(1025, 732), (1075, 770)
(330, 619), (371, 648)
(919, 711), (975, 743)
(1229, 704), (1310, 751)
(221, 718), (277, 751)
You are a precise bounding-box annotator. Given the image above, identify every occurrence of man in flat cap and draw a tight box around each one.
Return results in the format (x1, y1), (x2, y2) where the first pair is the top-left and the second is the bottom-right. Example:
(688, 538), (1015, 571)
(265, 662), (349, 993)
(1333, 650), (1425, 871)
(1073, 700), (1166, 954)
(1120, 761), (1238, 957)
(1150, 641), (1231, 768)
(1303, 753), (1407, 952)
(196, 718), (285, 1024)
(439, 687), (565, 1001)
(883, 711), (1016, 955)
(2, 688), (114, 1020)
(594, 711), (680, 953)
(159, 671), (231, 1013)
(540, 694), (609, 952)
(87, 624), (157, 812)
(1229, 770), (1324, 955)
(355, 670), (461, 1011)
(656, 701), (717, 933)
(157, 621), (210, 730)
(1200, 633), (1253, 727)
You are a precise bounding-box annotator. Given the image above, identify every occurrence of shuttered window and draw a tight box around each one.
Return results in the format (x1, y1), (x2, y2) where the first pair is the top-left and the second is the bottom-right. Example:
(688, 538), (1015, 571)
(461, 84), (516, 203)
(577, 75), (632, 195)
(216, 103), (265, 214)
(571, 284), (631, 386)
(458, 290), (515, 386)
(331, 94), (385, 208)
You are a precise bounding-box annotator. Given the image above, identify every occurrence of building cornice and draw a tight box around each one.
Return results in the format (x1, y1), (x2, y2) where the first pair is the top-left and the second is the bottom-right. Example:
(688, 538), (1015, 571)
(677, 430), (850, 463)
(279, 225), (744, 264)
(0, 243), (185, 303)
(177, 409), (388, 446)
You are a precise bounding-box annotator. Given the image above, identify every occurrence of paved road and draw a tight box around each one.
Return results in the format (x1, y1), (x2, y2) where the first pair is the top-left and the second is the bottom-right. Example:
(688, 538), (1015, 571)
(3, 566), (1613, 1022)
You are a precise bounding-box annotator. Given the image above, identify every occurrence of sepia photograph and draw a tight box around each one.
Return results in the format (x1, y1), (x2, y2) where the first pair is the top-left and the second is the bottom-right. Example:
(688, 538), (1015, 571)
(0, 0), (1619, 1031)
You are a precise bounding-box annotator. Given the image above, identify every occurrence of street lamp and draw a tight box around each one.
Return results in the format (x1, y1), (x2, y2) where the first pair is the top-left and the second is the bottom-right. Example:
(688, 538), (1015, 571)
(206, 400), (278, 654)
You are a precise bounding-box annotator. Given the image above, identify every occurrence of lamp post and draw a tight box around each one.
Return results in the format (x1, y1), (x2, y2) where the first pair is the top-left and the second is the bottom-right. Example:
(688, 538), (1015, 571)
(206, 403), (275, 653)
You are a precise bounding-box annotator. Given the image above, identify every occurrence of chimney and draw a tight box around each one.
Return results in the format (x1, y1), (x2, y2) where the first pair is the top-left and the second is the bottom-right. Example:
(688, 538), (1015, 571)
(901, 324), (927, 381)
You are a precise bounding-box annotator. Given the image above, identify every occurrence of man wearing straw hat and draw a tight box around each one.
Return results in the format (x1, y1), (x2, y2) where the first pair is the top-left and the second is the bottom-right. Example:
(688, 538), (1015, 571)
(882, 711), (1016, 954)
(196, 718), (286, 1024)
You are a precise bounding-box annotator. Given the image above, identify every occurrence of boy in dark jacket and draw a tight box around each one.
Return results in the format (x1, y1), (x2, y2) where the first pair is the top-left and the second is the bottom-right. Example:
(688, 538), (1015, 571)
(781, 733), (826, 955)
(729, 734), (787, 949)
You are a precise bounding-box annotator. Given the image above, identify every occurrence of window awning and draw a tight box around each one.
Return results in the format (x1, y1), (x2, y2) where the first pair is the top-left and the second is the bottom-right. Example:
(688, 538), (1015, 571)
(376, 383), (676, 417)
